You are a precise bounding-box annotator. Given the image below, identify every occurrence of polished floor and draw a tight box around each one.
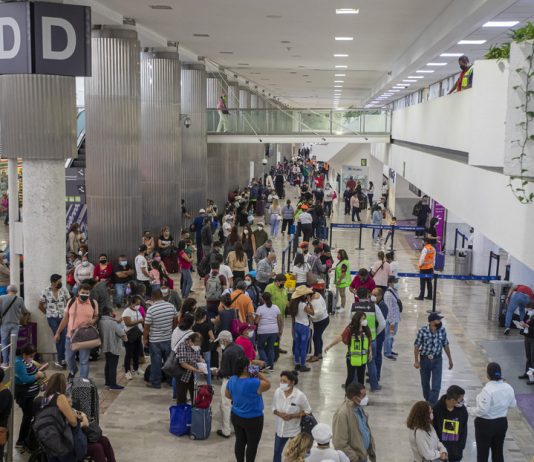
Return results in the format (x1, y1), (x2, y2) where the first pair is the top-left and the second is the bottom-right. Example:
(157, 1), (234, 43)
(9, 194), (534, 462)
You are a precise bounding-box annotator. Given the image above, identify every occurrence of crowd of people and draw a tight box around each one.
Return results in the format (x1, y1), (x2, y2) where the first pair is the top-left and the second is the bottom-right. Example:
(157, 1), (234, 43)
(0, 148), (531, 462)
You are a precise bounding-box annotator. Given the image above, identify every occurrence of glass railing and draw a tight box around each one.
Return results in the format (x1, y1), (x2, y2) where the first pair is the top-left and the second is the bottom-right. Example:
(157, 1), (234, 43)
(207, 108), (391, 136)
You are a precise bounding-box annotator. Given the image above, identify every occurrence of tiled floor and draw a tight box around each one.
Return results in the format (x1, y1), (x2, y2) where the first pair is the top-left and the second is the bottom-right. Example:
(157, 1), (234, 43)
(8, 191), (534, 461)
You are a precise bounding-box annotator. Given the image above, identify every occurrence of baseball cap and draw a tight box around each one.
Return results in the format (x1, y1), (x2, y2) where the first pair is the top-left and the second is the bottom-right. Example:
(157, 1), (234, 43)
(238, 324), (256, 335)
(199, 208), (206, 214)
(215, 331), (233, 343)
(388, 275), (399, 284)
(312, 423), (332, 445)
(428, 313), (444, 323)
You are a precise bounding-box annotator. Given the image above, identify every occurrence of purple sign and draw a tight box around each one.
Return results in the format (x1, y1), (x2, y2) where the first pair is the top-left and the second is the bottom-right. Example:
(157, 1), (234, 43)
(432, 201), (446, 252)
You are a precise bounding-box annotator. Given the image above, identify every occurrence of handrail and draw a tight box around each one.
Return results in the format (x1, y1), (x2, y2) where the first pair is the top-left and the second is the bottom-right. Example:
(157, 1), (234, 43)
(488, 251), (501, 279)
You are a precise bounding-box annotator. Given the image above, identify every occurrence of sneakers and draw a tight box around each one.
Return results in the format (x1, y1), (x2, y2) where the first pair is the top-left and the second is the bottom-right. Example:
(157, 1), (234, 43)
(504, 328), (511, 336)
(135, 368), (145, 376)
(125, 371), (133, 380)
(391, 351), (399, 356)
(518, 374), (529, 379)
(414, 296), (424, 301)
(217, 430), (231, 439)
(109, 385), (124, 391)
(299, 366), (311, 372)
(385, 355), (397, 361)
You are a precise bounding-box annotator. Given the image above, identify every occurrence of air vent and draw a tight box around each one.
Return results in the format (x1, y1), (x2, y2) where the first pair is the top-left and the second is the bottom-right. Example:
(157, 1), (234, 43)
(280, 40), (291, 44)
(219, 51), (234, 54)
(193, 33), (210, 37)
(266, 15), (283, 19)
(237, 63), (249, 66)
(149, 5), (172, 10)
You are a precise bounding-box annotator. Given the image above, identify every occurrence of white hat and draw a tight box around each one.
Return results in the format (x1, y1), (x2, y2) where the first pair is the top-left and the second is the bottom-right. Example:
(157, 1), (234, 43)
(199, 208), (206, 214)
(312, 423), (332, 445)
(214, 330), (233, 342)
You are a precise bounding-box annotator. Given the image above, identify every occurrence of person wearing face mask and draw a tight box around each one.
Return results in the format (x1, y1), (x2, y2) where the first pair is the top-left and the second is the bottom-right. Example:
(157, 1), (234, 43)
(325, 311), (372, 389)
(426, 217), (439, 249)
(39, 274), (70, 368)
(93, 253), (113, 283)
(175, 332), (206, 404)
(122, 296), (145, 380)
(54, 283), (99, 380)
(100, 306), (127, 390)
(449, 55), (473, 94)
(73, 253), (94, 295)
(349, 268), (376, 305)
(241, 225), (257, 271)
(414, 313), (453, 406)
(254, 239), (273, 265)
(518, 305), (534, 383)
(432, 385), (468, 462)
(256, 252), (277, 292)
(407, 400), (448, 462)
(414, 237), (436, 301)
(253, 223), (269, 249)
(135, 245), (152, 296)
(334, 250), (351, 312)
(469, 362), (516, 462)
(332, 382), (376, 462)
(160, 279), (182, 312)
(370, 288), (388, 384)
(235, 324), (263, 366)
(112, 255), (134, 307)
(245, 273), (262, 310)
(271, 370), (312, 462)
(383, 276), (402, 360)
(413, 196), (432, 238)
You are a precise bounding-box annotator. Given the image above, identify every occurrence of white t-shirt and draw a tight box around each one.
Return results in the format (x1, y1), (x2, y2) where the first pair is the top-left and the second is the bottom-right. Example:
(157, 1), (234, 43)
(306, 447), (350, 462)
(256, 304), (280, 335)
(219, 264), (234, 284)
(295, 301), (310, 326)
(324, 188), (334, 202)
(272, 387), (312, 437)
(310, 295), (328, 323)
(223, 222), (232, 238)
(292, 264), (310, 284)
(135, 255), (149, 281)
(299, 212), (313, 224)
(122, 307), (143, 332)
(389, 260), (399, 277)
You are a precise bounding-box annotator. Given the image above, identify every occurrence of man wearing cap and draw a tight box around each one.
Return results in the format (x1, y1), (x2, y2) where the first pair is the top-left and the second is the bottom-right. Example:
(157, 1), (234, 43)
(215, 330), (246, 438)
(414, 313), (453, 405)
(192, 209), (207, 264)
(39, 274), (71, 368)
(308, 423), (350, 462)
(0, 285), (29, 365)
(383, 275), (401, 360)
(298, 204), (314, 243)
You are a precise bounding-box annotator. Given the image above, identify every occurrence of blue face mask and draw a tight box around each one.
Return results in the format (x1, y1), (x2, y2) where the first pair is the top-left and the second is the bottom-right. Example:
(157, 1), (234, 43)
(119, 260), (128, 267)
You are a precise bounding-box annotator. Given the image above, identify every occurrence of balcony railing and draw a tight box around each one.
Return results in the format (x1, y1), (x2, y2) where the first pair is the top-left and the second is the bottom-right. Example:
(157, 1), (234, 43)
(207, 108), (391, 136)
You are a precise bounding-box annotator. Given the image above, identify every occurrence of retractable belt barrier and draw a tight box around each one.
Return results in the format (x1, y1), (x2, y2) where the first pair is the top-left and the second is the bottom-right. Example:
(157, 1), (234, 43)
(281, 235), (294, 273)
(329, 222), (425, 251)
(347, 270), (499, 313)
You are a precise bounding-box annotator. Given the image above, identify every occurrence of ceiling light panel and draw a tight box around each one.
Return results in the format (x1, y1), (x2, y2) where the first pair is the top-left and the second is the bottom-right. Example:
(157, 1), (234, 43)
(335, 65), (348, 69)
(334, 73), (346, 77)
(335, 37), (354, 41)
(440, 53), (463, 57)
(192, 33), (209, 37)
(334, 80), (344, 83)
(403, 80), (417, 83)
(334, 54), (349, 57)
(427, 62), (447, 66)
(458, 40), (486, 45)
(408, 76), (424, 79)
(416, 70), (434, 73)
(483, 21), (519, 27)
(336, 8), (359, 14)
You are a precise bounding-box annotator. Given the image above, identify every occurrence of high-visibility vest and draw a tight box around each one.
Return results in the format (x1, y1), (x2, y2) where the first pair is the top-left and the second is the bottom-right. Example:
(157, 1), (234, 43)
(352, 302), (377, 340)
(419, 244), (435, 270)
(335, 260), (351, 288)
(461, 67), (473, 90)
(348, 333), (369, 366)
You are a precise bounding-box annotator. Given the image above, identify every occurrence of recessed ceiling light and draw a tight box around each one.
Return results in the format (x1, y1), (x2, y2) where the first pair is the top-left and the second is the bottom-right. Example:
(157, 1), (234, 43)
(440, 53), (463, 57)
(303, 74), (309, 77)
(336, 8), (359, 14)
(334, 85), (343, 88)
(192, 33), (209, 37)
(149, 5), (172, 9)
(219, 51), (233, 54)
(306, 81), (312, 83)
(290, 71), (297, 74)
(335, 65), (348, 69)
(416, 70), (434, 73)
(334, 54), (349, 58)
(335, 37), (354, 41)
(280, 40), (291, 44)
(408, 75), (424, 79)
(335, 73), (346, 77)
(483, 21), (519, 28)
(457, 39), (486, 45)
(390, 90), (400, 92)
(334, 80), (344, 83)
(427, 62), (447, 66)
(266, 15), (283, 19)
(403, 80), (417, 83)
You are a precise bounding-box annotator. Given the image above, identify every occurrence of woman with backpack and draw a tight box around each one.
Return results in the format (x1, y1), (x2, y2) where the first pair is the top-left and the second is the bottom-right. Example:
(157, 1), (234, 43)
(324, 311), (372, 388)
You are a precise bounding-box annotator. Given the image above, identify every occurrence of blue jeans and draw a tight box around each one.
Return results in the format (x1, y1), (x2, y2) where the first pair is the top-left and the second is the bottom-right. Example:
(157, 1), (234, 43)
(47, 317), (66, 363)
(114, 282), (128, 306)
(203, 351), (212, 386)
(384, 321), (398, 357)
(420, 356), (443, 405)
(149, 341), (171, 388)
(0, 322), (18, 364)
(505, 292), (530, 328)
(366, 340), (379, 390)
(293, 323), (310, 366)
(257, 333), (277, 368)
(375, 331), (385, 382)
(181, 268), (193, 298)
(273, 434), (289, 462)
(65, 336), (91, 379)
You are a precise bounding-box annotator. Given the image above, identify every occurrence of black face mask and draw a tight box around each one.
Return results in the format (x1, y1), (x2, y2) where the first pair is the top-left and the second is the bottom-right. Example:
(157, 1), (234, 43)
(100, 259), (107, 264)
(55, 282), (62, 289)
(79, 294), (89, 302)
(435, 322), (442, 330)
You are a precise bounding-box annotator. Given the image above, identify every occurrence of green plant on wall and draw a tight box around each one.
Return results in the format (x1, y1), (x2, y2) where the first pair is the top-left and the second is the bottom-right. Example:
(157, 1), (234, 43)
(486, 22), (534, 203)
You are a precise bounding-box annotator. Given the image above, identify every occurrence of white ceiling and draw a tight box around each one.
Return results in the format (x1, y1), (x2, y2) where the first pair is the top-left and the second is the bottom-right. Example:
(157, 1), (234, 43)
(78, 0), (534, 108)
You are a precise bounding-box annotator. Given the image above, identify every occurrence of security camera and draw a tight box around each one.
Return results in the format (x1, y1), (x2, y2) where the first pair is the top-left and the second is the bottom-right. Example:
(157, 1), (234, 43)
(183, 116), (192, 128)
(262, 158), (268, 165)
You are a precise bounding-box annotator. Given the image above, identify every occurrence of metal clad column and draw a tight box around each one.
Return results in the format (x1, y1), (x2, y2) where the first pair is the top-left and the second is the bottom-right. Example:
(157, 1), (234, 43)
(0, 74), (75, 355)
(207, 144), (229, 209)
(207, 72), (227, 108)
(86, 26), (141, 260)
(140, 50), (181, 235)
(250, 89), (258, 109)
(239, 86), (251, 109)
(227, 81), (239, 109)
(181, 63), (207, 216)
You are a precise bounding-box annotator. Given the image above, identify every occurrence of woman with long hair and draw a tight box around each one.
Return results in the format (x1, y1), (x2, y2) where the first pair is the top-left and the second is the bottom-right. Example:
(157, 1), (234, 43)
(241, 225), (256, 271)
(292, 253), (310, 287)
(270, 198), (282, 238)
(228, 241), (248, 283)
(255, 292), (282, 370)
(224, 225), (241, 259)
(334, 249), (351, 312)
(287, 286), (315, 372)
(178, 297), (197, 323)
(407, 401), (448, 462)
(282, 432), (313, 462)
(325, 311), (372, 388)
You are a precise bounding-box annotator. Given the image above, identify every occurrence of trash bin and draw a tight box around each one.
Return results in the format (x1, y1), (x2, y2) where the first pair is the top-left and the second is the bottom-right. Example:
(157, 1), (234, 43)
(454, 249), (473, 276)
(488, 280), (513, 322)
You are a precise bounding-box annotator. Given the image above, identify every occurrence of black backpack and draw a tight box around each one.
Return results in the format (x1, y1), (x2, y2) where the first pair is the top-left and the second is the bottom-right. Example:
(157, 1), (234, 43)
(412, 202), (422, 217)
(197, 255), (211, 278)
(33, 402), (74, 457)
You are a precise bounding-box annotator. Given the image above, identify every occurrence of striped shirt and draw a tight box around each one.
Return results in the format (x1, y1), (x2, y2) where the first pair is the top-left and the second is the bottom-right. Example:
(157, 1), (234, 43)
(145, 301), (177, 343)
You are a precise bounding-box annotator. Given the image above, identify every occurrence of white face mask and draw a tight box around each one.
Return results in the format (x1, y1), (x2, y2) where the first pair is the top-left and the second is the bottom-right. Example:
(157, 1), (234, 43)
(82, 261), (89, 267)
(455, 399), (465, 408)
(359, 396), (369, 407)
(393, 283), (399, 290)
(247, 331), (254, 338)
(191, 345), (201, 352)
(161, 289), (169, 295)
(370, 295), (377, 303)
(279, 383), (290, 392)
(361, 319), (368, 327)
(133, 305), (140, 311)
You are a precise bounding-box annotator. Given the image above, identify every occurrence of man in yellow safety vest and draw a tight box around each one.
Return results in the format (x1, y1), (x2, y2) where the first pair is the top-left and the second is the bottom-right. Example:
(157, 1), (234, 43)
(449, 55), (473, 94)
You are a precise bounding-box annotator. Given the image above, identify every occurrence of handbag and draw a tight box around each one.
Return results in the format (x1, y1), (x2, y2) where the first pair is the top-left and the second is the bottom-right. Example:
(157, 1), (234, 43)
(162, 351), (187, 379)
(84, 420), (102, 443)
(300, 413), (318, 434)
(69, 300), (101, 352)
(387, 288), (403, 313)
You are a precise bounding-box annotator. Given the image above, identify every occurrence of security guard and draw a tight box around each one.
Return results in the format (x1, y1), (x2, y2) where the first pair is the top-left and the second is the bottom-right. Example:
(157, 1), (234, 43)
(415, 237), (436, 301)
(449, 55), (473, 94)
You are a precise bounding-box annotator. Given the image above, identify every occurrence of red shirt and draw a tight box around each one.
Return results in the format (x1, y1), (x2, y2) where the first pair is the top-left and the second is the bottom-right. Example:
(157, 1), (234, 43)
(235, 336), (256, 361)
(349, 275), (377, 302)
(516, 285), (534, 299)
(93, 263), (113, 282)
(347, 179), (356, 191)
(178, 250), (192, 270)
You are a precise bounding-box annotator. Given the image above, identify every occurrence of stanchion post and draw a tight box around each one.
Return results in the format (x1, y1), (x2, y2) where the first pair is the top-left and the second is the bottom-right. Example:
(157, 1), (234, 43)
(287, 244), (292, 273)
(356, 223), (364, 250)
(281, 250), (286, 273)
(431, 274), (438, 314)
(329, 223), (333, 248)
(390, 226), (395, 253)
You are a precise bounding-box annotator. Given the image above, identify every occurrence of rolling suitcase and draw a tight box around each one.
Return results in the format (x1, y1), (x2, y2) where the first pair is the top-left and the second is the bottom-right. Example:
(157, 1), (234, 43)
(190, 407), (212, 440)
(71, 377), (99, 423)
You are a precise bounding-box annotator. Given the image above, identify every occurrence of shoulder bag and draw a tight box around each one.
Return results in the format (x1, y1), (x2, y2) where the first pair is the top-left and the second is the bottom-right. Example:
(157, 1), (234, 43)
(370, 261), (385, 278)
(0, 296), (18, 324)
(162, 331), (194, 379)
(70, 300), (101, 352)
(387, 288), (403, 313)
(229, 294), (246, 337)
(300, 413), (318, 434)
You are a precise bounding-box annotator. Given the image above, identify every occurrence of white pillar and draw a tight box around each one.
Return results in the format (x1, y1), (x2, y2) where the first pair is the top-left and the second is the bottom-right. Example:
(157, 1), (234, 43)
(7, 159), (20, 289)
(471, 231), (500, 276)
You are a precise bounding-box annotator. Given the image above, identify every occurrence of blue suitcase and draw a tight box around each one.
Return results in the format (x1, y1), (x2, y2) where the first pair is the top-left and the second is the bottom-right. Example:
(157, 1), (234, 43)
(169, 404), (192, 436)
(190, 407), (212, 440)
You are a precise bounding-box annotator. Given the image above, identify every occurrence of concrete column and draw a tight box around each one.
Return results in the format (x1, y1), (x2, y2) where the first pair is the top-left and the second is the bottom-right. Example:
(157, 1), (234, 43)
(0, 74), (75, 355)
(181, 63), (207, 216)
(140, 49), (181, 236)
(85, 26), (141, 260)
(207, 144), (229, 209)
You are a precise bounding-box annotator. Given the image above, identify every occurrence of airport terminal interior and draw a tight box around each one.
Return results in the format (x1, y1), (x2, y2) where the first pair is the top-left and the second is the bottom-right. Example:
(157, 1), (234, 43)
(1, 0), (534, 461)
